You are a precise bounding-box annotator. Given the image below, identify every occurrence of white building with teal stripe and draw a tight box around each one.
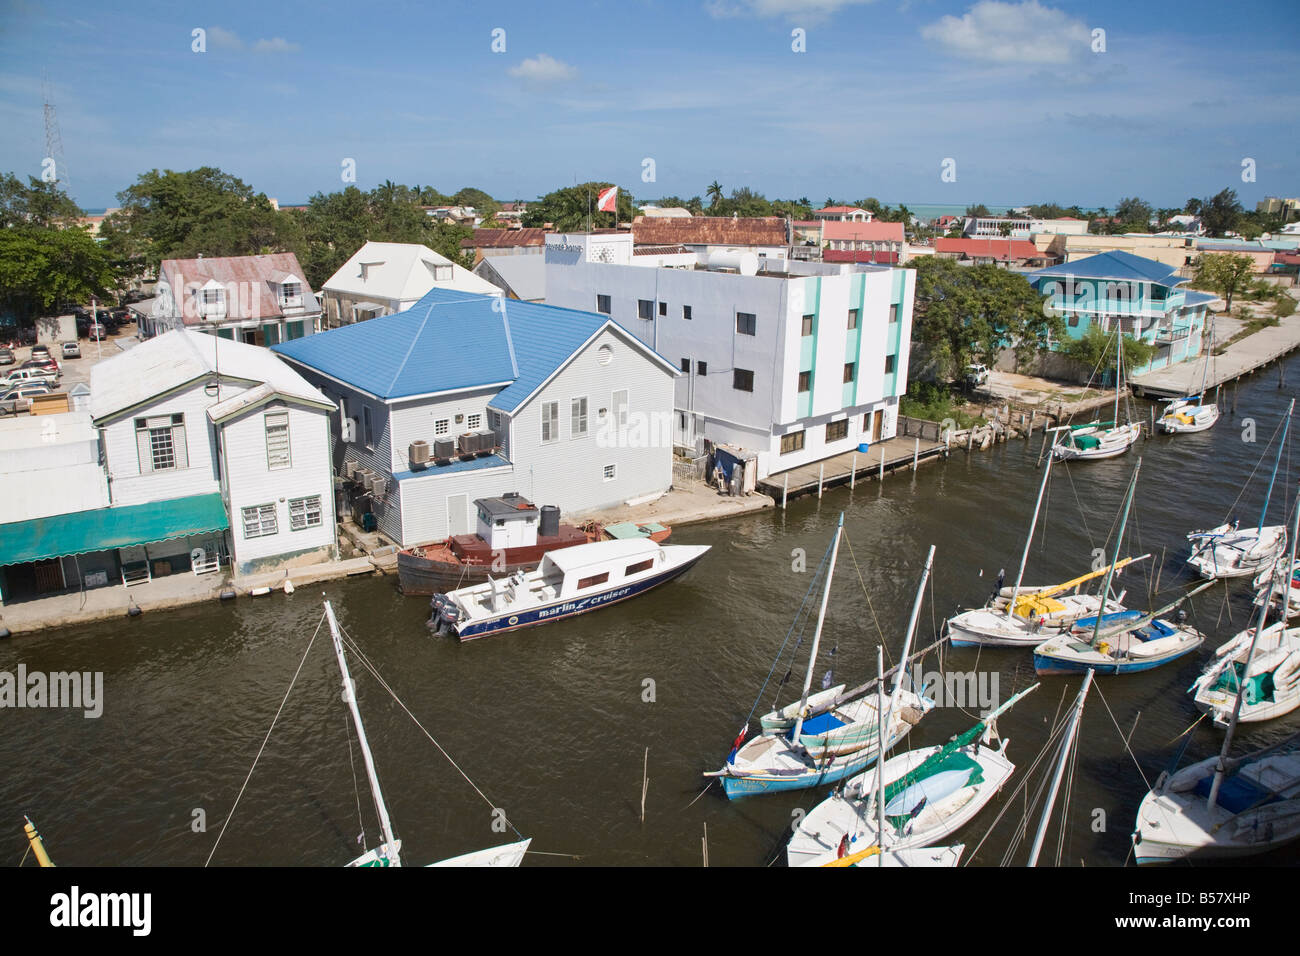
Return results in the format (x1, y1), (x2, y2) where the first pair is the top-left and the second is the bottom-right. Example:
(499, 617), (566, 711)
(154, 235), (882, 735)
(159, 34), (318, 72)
(1027, 250), (1217, 376)
(543, 233), (914, 479)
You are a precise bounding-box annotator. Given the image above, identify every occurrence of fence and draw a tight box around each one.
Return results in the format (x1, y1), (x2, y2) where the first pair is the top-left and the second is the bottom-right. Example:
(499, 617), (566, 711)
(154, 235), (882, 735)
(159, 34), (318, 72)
(896, 415), (946, 441)
(672, 455), (708, 485)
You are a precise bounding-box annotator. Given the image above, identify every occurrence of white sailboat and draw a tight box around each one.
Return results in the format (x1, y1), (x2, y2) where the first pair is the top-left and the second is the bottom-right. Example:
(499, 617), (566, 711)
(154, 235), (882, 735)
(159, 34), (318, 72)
(708, 521), (934, 799)
(786, 683), (1039, 867)
(1157, 319), (1220, 434)
(1133, 574), (1300, 864)
(1054, 331), (1141, 461)
(1194, 498), (1300, 726)
(325, 602), (531, 868)
(1187, 399), (1293, 581)
(949, 429), (1141, 648)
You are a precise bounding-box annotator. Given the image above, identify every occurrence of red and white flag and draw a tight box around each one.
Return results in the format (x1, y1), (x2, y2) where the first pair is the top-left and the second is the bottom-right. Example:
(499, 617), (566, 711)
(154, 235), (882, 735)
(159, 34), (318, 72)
(597, 185), (618, 213)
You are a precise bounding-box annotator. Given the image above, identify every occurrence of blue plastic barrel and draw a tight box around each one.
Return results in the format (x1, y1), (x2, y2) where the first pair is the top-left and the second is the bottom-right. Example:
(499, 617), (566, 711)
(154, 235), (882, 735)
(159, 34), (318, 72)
(857, 442), (871, 454)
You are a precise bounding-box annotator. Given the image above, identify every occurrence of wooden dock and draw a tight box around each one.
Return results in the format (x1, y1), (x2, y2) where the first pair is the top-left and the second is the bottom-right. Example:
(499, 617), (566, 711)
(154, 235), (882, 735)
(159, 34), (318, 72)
(758, 431), (948, 504)
(1131, 315), (1300, 398)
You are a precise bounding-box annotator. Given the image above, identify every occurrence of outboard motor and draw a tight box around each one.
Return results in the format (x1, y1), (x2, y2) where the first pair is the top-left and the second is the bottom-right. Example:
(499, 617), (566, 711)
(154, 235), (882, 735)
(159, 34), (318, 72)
(429, 594), (460, 635)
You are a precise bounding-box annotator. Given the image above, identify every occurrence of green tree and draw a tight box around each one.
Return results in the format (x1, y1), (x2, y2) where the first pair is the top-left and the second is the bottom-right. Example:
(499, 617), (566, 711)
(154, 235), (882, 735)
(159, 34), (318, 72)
(1199, 188), (1243, 237)
(521, 182), (635, 231)
(1115, 196), (1153, 229)
(1195, 252), (1254, 312)
(0, 173), (83, 228)
(964, 204), (991, 218)
(0, 226), (116, 321)
(1060, 324), (1157, 377)
(707, 181), (724, 209)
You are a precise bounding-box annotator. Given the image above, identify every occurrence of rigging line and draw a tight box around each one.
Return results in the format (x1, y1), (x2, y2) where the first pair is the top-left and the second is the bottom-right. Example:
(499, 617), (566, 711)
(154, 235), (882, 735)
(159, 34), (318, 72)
(753, 538), (833, 721)
(18, 841), (30, 867)
(1215, 413), (1286, 526)
(843, 531), (890, 660)
(206, 610), (325, 867)
(1061, 459), (1095, 551)
(339, 630), (523, 838)
(1056, 712), (1083, 868)
(682, 780), (713, 811)
(344, 710), (367, 854)
(1090, 679), (1153, 792)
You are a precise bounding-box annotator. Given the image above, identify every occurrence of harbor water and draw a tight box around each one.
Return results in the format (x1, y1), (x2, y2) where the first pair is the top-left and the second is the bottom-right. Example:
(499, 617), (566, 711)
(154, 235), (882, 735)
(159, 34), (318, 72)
(5, 357), (1300, 867)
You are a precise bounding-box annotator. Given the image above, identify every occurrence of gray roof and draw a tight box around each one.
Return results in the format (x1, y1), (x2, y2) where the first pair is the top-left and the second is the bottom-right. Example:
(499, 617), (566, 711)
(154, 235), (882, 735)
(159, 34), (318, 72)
(475, 254), (546, 302)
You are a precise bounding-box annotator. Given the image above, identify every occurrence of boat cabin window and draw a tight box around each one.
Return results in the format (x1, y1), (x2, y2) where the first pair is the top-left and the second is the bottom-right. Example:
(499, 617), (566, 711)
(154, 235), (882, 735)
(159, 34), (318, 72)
(577, 572), (610, 589)
(626, 558), (654, 575)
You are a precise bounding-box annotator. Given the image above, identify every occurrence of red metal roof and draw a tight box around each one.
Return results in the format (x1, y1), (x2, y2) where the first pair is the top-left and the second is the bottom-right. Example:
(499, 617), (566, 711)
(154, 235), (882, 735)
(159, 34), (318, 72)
(934, 238), (1041, 261)
(822, 249), (899, 264)
(822, 221), (904, 242)
(631, 216), (787, 247)
(158, 253), (315, 325)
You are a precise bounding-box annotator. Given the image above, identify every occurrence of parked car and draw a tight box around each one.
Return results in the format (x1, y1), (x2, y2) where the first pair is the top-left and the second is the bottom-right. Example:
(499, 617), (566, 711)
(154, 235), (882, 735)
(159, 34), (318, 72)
(60, 340), (81, 358)
(0, 382), (54, 415)
(4, 367), (58, 387)
(964, 363), (990, 388)
(21, 356), (60, 378)
(30, 344), (51, 360)
(88, 323), (107, 341)
(0, 348), (13, 366)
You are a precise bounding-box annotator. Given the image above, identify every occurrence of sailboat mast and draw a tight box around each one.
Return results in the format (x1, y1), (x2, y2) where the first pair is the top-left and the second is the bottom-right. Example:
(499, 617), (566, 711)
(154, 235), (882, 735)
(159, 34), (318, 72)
(1027, 670), (1093, 866)
(792, 514), (845, 747)
(1257, 399), (1294, 535)
(324, 600), (401, 866)
(888, 545), (936, 719)
(1113, 331), (1121, 424)
(875, 645), (886, 868)
(1091, 460), (1141, 646)
(1006, 430), (1063, 620)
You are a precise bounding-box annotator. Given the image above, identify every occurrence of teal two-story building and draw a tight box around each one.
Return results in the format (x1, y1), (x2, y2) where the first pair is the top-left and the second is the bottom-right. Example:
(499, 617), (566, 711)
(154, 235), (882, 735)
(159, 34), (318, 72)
(1027, 251), (1218, 376)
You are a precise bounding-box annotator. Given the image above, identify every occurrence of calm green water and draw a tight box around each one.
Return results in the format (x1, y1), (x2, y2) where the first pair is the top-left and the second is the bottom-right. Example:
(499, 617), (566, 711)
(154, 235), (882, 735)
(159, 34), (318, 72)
(4, 359), (1300, 867)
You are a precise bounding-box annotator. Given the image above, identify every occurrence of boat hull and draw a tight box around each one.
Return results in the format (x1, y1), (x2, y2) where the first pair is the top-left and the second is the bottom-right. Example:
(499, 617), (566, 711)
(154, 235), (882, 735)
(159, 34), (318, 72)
(720, 746), (882, 799)
(1033, 640), (1202, 676)
(449, 552), (705, 641)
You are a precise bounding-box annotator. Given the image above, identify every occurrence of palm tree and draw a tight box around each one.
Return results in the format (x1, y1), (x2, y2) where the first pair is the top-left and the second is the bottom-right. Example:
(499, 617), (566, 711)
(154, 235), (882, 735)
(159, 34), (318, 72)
(707, 181), (724, 208)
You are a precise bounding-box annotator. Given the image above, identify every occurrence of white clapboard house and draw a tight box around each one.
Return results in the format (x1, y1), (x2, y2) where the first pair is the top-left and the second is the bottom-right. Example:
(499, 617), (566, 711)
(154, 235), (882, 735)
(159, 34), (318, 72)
(272, 287), (678, 546)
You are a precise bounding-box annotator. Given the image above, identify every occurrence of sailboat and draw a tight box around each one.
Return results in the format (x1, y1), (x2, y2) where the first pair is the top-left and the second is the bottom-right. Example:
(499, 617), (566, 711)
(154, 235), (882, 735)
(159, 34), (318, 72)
(786, 683), (1039, 867)
(1026, 671), (1093, 866)
(1054, 330), (1141, 461)
(706, 520), (935, 799)
(1133, 577), (1300, 864)
(948, 428), (1140, 649)
(1194, 502), (1300, 727)
(1033, 460), (1212, 675)
(1157, 318), (1220, 434)
(1187, 399), (1294, 581)
(324, 601), (531, 868)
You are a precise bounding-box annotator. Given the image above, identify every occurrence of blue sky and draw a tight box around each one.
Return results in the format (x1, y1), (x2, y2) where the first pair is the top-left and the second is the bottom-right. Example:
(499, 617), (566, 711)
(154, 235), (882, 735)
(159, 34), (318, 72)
(1, 0), (1296, 211)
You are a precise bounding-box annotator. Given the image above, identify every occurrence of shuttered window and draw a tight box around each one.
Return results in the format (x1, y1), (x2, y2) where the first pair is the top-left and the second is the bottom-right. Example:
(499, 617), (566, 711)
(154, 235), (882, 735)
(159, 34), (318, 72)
(289, 495), (322, 531)
(135, 414), (188, 473)
(541, 402), (559, 443)
(265, 411), (291, 470)
(242, 503), (277, 538)
(571, 397), (588, 438)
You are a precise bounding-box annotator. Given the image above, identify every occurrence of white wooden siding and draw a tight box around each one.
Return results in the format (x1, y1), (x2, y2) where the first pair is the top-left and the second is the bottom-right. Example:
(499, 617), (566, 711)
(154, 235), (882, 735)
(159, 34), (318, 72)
(100, 383), (222, 507)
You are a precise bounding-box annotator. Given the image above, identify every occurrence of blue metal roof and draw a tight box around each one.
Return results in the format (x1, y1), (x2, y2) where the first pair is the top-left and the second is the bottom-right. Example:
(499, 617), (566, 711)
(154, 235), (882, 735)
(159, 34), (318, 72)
(272, 288), (655, 412)
(1182, 290), (1218, 308)
(1027, 250), (1189, 288)
(393, 453), (511, 483)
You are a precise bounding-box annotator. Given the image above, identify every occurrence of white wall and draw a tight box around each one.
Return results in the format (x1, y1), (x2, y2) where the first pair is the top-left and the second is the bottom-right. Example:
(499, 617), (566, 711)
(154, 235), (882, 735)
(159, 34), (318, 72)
(100, 382), (222, 507)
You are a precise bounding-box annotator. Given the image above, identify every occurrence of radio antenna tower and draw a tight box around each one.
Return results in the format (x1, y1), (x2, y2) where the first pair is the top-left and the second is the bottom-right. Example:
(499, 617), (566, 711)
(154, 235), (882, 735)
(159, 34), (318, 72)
(42, 71), (69, 193)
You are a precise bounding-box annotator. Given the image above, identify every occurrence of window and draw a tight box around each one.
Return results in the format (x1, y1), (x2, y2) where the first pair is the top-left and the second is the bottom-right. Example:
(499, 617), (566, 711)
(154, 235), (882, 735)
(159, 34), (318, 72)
(681, 358), (692, 373)
(541, 401), (559, 443)
(780, 430), (805, 454)
(658, 301), (667, 317)
(362, 406), (375, 449)
(848, 308), (859, 329)
(826, 419), (849, 442)
(613, 390), (629, 429)
(597, 294), (611, 314)
(1068, 315), (1079, 328)
(683, 305), (692, 320)
(135, 413), (188, 473)
(489, 411), (500, 428)
(289, 495), (323, 531)
(884, 355), (896, 375)
(265, 411), (291, 470)
(843, 363), (855, 383)
(733, 369), (754, 392)
(638, 299), (654, 320)
(280, 281), (301, 305)
(888, 304), (899, 324)
(801, 314), (815, 336)
(798, 371), (811, 393)
(626, 558), (655, 575)
(603, 464), (616, 480)
(435, 419), (449, 435)
(578, 572), (610, 589)
(698, 361), (707, 376)
(571, 397), (588, 438)
(736, 312), (757, 335)
(242, 503), (277, 538)
(467, 413), (482, 430)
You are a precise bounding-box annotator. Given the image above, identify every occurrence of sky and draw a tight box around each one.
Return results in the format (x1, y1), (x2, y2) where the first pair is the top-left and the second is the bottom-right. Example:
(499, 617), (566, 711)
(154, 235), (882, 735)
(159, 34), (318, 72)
(0, 0), (1297, 212)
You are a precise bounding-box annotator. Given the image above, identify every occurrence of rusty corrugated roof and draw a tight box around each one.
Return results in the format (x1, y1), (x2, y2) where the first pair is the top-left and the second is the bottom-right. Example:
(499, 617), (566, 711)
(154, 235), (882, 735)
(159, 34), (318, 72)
(462, 228), (547, 249)
(158, 253), (316, 325)
(631, 216), (786, 247)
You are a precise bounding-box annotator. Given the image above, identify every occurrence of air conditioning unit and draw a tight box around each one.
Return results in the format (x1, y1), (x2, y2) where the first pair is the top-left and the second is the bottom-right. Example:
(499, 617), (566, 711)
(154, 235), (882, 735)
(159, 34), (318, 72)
(362, 473), (380, 492)
(355, 468), (372, 488)
(409, 440), (431, 465)
(456, 432), (477, 458)
(370, 477), (387, 498)
(341, 417), (357, 442)
(432, 437), (455, 463)
(471, 429), (497, 456)
(343, 459), (359, 479)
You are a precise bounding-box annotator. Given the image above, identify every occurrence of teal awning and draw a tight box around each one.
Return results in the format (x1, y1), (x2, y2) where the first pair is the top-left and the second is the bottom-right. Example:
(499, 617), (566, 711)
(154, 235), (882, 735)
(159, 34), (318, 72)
(0, 493), (229, 566)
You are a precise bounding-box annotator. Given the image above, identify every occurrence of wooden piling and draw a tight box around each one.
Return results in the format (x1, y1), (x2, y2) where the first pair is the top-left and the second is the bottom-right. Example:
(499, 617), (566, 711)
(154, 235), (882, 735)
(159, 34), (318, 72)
(912, 438), (919, 471)
(641, 747), (648, 823)
(817, 463), (824, 498)
(880, 445), (885, 481)
(850, 453), (857, 490)
(782, 474), (788, 509)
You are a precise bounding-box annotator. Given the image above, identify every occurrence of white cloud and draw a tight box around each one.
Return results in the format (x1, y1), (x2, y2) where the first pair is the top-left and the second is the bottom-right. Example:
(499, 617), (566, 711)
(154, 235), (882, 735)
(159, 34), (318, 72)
(508, 54), (578, 84)
(207, 26), (243, 50)
(706, 0), (876, 21)
(921, 1), (1090, 64)
(252, 37), (300, 54)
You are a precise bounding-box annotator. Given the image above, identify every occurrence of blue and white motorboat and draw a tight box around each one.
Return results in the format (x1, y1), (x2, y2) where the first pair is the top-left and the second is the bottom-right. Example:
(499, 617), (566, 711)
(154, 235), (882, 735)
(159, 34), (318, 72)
(428, 537), (709, 641)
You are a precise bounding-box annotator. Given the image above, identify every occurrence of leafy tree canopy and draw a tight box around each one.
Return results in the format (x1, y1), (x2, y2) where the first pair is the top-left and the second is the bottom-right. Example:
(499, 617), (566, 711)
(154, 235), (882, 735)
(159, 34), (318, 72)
(521, 182), (637, 231)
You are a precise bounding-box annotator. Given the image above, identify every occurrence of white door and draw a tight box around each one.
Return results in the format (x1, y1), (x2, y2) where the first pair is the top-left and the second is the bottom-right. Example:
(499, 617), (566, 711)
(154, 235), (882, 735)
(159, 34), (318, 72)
(447, 494), (470, 537)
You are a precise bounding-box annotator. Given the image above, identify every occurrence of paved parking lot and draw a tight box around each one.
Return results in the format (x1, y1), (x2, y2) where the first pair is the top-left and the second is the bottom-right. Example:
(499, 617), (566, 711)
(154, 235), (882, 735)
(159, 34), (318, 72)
(3, 318), (140, 395)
